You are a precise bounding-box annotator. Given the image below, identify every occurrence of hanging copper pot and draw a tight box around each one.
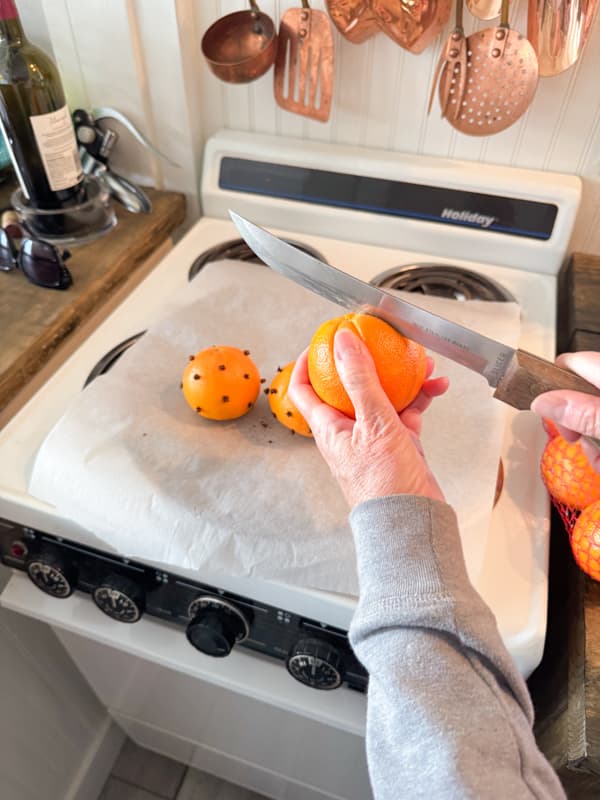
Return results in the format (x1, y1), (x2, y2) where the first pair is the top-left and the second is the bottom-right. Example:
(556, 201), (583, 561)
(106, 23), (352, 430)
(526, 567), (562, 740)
(202, 0), (278, 84)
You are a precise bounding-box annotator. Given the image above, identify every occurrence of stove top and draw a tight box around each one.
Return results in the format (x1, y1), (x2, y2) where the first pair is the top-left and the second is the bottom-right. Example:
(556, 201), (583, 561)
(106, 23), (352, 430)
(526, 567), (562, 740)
(0, 130), (583, 680)
(371, 264), (515, 301)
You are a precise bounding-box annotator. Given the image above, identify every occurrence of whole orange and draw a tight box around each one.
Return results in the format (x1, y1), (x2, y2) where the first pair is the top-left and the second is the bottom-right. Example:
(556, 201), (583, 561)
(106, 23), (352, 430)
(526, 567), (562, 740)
(182, 346), (260, 421)
(307, 313), (427, 418)
(570, 500), (600, 581)
(268, 362), (312, 437)
(541, 435), (600, 510)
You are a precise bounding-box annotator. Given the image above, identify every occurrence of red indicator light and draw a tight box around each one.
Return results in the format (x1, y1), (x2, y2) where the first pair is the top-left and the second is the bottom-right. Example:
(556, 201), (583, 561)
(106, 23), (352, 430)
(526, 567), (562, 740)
(10, 541), (27, 559)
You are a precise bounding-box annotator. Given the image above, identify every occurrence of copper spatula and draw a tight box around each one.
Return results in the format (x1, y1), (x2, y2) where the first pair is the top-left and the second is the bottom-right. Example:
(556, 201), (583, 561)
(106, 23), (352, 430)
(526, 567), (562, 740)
(274, 0), (334, 123)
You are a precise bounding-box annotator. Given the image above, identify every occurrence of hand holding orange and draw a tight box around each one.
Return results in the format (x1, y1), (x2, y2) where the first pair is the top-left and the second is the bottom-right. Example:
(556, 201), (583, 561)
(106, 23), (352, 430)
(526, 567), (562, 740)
(307, 313), (427, 418)
(181, 313), (428, 433)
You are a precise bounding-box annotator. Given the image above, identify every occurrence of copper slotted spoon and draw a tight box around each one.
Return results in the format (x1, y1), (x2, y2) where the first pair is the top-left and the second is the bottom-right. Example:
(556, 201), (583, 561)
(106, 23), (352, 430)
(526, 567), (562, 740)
(274, 0), (335, 123)
(436, 0), (539, 135)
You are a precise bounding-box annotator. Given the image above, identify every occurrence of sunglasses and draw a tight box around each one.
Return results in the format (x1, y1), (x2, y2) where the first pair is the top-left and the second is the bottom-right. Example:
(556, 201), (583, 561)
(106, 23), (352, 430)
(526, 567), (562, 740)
(0, 227), (73, 290)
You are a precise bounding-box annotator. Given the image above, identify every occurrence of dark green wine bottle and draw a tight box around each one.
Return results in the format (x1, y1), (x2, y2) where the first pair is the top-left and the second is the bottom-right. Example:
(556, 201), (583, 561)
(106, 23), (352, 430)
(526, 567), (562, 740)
(0, 0), (84, 210)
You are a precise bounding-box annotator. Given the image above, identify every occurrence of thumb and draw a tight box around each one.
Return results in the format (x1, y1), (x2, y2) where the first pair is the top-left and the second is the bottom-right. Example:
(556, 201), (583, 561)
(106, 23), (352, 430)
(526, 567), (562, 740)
(556, 352), (600, 389)
(333, 328), (397, 424)
(531, 391), (600, 440)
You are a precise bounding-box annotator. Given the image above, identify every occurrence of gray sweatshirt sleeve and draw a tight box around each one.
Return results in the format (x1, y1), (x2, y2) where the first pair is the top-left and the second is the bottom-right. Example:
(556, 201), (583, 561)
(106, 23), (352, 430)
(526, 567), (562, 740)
(348, 494), (566, 800)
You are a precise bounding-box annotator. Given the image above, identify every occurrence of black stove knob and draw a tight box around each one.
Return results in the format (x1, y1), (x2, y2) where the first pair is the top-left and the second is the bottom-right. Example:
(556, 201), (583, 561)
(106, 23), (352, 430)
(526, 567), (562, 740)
(92, 573), (145, 623)
(185, 596), (249, 658)
(287, 638), (345, 690)
(26, 548), (77, 598)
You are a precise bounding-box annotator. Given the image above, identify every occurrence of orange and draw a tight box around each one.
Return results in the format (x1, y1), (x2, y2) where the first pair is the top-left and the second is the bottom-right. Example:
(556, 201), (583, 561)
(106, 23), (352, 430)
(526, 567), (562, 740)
(182, 346), (260, 421)
(541, 435), (600, 510)
(307, 313), (427, 418)
(570, 500), (600, 581)
(268, 362), (312, 438)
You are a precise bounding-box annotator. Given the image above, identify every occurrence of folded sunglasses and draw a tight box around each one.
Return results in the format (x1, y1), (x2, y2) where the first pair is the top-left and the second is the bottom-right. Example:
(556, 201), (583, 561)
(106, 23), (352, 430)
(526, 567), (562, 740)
(0, 226), (73, 290)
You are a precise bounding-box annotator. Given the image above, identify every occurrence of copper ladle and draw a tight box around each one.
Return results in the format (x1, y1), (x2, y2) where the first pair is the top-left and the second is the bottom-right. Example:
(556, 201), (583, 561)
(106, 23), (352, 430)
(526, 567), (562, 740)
(202, 0), (278, 84)
(528, 0), (599, 76)
(466, 0), (504, 21)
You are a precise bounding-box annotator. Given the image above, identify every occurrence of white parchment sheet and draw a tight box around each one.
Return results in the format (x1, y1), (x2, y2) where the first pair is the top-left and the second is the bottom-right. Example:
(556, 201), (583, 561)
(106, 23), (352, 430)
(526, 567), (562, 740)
(29, 259), (521, 596)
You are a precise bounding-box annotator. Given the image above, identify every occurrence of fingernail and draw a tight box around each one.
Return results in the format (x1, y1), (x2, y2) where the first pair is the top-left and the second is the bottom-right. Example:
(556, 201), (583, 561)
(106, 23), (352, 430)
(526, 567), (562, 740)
(531, 394), (567, 420)
(334, 328), (360, 363)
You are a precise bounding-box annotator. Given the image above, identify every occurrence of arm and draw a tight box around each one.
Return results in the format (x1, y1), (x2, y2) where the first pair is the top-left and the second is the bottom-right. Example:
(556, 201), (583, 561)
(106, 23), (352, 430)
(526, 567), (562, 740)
(349, 494), (566, 800)
(289, 328), (566, 800)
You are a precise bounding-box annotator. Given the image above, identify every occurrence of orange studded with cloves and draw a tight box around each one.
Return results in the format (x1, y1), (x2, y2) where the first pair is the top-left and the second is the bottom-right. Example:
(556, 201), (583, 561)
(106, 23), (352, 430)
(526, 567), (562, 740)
(268, 362), (312, 438)
(182, 346), (261, 421)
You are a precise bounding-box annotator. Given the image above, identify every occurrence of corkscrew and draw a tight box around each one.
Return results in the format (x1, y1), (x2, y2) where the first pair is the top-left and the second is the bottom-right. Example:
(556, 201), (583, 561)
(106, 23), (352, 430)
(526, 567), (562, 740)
(72, 108), (179, 215)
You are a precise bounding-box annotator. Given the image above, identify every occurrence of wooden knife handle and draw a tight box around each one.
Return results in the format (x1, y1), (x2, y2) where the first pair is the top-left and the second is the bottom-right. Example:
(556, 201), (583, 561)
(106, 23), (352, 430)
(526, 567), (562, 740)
(493, 349), (600, 410)
(493, 350), (600, 454)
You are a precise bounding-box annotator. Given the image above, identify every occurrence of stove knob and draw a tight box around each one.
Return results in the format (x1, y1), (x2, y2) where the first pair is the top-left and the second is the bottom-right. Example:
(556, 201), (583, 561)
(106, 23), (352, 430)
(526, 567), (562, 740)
(287, 638), (345, 690)
(92, 574), (145, 623)
(185, 596), (249, 657)
(26, 548), (77, 598)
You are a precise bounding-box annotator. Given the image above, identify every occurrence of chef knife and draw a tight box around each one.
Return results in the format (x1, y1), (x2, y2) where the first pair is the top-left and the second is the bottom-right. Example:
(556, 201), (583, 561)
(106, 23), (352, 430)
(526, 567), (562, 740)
(230, 211), (600, 447)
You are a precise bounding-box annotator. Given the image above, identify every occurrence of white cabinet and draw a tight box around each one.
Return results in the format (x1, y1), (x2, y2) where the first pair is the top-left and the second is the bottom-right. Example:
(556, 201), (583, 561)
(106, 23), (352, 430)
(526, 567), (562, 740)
(2, 573), (371, 800)
(57, 628), (372, 800)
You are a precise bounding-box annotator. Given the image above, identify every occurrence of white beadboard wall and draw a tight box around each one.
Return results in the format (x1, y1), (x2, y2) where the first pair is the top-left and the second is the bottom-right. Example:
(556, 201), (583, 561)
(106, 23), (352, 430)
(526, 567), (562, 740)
(30, 1), (600, 251)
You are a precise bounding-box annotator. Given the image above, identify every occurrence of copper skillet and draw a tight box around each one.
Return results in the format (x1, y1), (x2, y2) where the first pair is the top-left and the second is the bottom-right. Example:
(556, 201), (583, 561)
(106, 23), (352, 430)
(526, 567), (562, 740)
(202, 0), (278, 84)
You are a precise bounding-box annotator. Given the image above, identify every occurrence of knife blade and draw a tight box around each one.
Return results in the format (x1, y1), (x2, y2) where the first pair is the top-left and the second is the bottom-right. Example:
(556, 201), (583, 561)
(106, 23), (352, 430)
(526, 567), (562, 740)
(230, 211), (600, 445)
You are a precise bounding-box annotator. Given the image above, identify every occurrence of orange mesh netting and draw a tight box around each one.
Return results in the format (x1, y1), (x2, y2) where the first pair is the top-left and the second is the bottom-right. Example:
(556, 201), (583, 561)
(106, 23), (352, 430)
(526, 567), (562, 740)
(541, 427), (600, 581)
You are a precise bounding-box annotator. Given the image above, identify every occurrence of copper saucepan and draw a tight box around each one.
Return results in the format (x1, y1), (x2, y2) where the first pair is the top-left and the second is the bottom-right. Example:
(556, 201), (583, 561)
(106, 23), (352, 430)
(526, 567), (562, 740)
(202, 0), (278, 84)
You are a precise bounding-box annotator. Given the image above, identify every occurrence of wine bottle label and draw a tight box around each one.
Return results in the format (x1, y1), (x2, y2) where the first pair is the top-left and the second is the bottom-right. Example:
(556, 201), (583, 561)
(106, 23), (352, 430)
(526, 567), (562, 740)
(29, 104), (83, 192)
(0, 1), (18, 20)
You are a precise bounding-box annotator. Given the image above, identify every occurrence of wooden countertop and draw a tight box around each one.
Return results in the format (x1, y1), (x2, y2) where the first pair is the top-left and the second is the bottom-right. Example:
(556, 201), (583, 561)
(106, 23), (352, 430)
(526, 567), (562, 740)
(530, 252), (600, 797)
(0, 186), (186, 425)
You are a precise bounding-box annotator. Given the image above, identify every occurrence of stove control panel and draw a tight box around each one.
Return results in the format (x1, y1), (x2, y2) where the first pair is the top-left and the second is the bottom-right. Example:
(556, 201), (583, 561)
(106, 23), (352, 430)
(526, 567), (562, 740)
(0, 518), (367, 692)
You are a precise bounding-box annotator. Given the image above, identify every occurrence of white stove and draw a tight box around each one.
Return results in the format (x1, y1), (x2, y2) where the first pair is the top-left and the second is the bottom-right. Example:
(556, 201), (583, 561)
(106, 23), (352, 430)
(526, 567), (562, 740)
(0, 131), (581, 800)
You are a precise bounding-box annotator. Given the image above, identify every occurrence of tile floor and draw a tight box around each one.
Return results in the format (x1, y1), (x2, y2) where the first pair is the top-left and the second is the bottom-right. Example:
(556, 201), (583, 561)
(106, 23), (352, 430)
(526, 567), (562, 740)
(99, 737), (268, 800)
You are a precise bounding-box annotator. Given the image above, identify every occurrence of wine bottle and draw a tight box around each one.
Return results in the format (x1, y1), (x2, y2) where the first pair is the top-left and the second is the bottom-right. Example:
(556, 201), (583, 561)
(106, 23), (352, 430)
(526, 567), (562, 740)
(0, 0), (84, 210)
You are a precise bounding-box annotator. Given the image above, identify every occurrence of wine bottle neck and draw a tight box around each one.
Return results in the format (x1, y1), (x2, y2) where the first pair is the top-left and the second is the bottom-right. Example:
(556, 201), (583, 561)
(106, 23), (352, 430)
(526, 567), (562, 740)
(0, 1), (24, 45)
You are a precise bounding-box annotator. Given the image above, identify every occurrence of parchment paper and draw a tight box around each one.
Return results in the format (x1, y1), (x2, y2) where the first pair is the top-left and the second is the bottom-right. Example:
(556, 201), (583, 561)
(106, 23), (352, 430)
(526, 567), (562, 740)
(29, 259), (521, 596)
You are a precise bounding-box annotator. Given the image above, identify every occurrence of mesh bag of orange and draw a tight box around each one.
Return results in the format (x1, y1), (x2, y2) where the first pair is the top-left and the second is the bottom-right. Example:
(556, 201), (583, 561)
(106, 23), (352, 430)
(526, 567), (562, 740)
(540, 419), (600, 581)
